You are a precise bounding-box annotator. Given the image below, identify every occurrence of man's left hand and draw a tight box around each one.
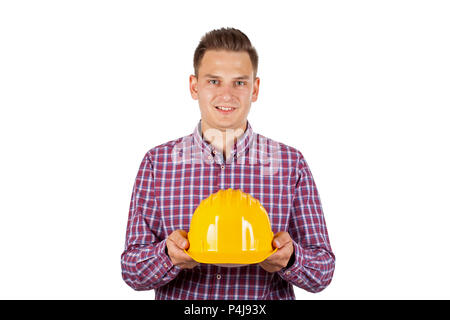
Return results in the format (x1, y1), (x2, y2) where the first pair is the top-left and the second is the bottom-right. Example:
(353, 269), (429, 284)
(259, 232), (294, 273)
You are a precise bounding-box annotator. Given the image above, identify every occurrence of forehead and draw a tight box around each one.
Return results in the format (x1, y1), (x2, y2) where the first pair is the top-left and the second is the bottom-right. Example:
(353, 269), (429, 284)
(198, 50), (253, 77)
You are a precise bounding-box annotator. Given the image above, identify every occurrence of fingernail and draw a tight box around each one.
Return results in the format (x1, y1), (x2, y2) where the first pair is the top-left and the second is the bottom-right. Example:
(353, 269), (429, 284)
(182, 241), (188, 248)
(274, 240), (280, 248)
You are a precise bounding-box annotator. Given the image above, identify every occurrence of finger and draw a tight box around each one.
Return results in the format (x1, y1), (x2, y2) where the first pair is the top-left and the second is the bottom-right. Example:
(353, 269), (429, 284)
(169, 230), (189, 249)
(168, 239), (190, 257)
(169, 245), (196, 265)
(263, 253), (286, 268)
(272, 232), (292, 249)
(259, 261), (279, 273)
(182, 262), (199, 270)
(262, 247), (282, 263)
(188, 259), (200, 267)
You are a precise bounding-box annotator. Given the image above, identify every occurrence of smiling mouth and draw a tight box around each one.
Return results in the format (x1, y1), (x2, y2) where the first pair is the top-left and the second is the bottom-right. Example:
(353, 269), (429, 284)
(215, 105), (237, 112)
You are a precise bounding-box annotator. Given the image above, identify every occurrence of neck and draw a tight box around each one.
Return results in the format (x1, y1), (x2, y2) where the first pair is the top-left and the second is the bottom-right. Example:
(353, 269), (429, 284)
(201, 121), (247, 160)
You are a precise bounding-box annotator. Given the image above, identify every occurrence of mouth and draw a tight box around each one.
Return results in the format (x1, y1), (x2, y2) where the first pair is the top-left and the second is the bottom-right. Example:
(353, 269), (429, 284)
(214, 105), (237, 114)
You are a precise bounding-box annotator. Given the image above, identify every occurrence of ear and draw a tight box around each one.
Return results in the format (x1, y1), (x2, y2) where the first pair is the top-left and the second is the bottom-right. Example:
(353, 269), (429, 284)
(251, 77), (260, 102)
(189, 74), (199, 100)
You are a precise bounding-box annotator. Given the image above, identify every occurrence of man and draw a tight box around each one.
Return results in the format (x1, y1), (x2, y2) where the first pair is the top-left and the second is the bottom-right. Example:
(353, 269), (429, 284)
(121, 27), (335, 299)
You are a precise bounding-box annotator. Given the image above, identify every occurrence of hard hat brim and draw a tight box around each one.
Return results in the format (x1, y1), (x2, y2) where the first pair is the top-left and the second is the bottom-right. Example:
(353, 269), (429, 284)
(184, 248), (278, 265)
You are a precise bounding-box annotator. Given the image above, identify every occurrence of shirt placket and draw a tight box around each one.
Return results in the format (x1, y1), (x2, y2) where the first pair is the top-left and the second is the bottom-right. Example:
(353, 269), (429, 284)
(208, 148), (223, 189)
(210, 148), (238, 190)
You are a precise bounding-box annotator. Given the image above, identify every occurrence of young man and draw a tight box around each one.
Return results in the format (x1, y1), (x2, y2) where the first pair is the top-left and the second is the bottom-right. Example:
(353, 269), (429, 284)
(121, 27), (335, 299)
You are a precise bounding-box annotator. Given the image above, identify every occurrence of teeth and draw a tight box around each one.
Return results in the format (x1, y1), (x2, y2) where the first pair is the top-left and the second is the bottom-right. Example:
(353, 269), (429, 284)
(217, 106), (233, 111)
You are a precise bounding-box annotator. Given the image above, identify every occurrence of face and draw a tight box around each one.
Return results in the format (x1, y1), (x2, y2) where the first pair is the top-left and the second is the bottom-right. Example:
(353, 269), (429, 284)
(189, 50), (260, 132)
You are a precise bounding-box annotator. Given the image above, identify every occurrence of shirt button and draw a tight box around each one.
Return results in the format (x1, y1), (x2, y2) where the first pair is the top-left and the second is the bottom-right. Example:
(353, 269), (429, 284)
(216, 274), (221, 280)
(220, 165), (225, 169)
(285, 271), (291, 276)
(163, 263), (168, 268)
(208, 155), (212, 160)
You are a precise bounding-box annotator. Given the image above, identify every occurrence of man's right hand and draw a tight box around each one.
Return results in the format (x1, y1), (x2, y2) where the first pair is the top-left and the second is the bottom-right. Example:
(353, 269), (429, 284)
(166, 230), (199, 269)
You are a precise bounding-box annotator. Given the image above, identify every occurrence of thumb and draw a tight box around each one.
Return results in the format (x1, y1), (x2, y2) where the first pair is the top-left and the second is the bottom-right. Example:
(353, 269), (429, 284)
(273, 239), (281, 249)
(272, 232), (291, 249)
(170, 230), (190, 249)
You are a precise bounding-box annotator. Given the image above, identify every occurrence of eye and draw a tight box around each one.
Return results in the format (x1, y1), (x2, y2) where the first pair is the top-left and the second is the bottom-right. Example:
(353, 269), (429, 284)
(236, 81), (246, 86)
(208, 79), (219, 85)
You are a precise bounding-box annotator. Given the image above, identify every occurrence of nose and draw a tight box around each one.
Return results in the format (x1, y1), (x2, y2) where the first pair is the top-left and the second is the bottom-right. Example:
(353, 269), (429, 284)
(218, 84), (234, 102)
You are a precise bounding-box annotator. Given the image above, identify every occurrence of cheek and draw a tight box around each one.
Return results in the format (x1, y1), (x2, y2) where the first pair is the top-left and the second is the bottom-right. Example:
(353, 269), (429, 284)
(237, 96), (251, 106)
(198, 89), (215, 103)
(237, 88), (252, 101)
(198, 92), (217, 115)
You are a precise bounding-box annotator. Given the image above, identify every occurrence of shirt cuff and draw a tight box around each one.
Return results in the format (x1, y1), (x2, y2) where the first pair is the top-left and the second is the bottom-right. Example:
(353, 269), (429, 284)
(155, 239), (181, 278)
(137, 239), (181, 283)
(277, 240), (304, 282)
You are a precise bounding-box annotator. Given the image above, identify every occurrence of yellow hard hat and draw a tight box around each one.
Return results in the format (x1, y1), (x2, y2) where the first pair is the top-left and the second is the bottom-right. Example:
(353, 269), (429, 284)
(185, 188), (277, 265)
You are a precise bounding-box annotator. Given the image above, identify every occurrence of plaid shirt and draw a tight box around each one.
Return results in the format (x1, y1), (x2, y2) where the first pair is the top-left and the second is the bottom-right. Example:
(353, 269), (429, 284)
(121, 120), (335, 299)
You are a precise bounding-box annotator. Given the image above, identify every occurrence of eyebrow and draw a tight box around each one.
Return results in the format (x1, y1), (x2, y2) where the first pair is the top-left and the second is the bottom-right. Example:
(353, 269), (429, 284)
(204, 74), (250, 80)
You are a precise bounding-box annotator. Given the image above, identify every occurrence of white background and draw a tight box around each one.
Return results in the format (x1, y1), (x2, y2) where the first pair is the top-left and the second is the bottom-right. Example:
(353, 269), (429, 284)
(1, 0), (449, 299)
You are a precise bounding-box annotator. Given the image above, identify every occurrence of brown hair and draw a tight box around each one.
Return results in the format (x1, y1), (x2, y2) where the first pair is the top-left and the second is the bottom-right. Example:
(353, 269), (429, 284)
(193, 27), (259, 78)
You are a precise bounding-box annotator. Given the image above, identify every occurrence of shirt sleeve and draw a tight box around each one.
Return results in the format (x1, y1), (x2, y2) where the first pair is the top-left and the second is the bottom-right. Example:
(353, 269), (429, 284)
(121, 152), (181, 291)
(277, 154), (336, 293)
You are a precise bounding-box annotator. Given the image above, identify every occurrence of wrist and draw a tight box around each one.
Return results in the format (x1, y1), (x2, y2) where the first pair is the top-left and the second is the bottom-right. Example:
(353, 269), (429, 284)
(285, 250), (295, 269)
